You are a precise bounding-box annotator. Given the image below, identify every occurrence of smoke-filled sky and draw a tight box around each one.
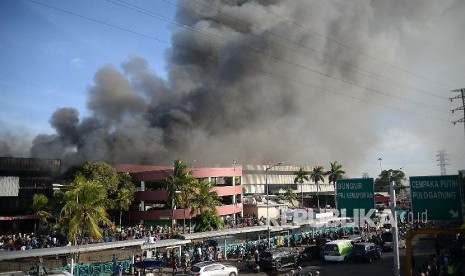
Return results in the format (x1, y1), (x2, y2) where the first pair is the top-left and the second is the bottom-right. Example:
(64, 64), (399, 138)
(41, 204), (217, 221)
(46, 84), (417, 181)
(1, 0), (464, 178)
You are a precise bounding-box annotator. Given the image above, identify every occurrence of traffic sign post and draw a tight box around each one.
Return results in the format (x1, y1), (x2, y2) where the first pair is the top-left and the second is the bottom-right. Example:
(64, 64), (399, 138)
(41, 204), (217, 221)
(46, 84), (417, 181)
(410, 175), (462, 222)
(336, 178), (375, 218)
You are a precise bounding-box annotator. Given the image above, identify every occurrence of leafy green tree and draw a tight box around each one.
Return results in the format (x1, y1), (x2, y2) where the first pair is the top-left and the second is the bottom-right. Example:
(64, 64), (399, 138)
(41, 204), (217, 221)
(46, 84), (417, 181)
(284, 188), (297, 207)
(375, 169), (406, 193)
(79, 161), (120, 193)
(192, 179), (221, 214)
(60, 175), (112, 244)
(294, 167), (310, 207)
(310, 166), (326, 208)
(31, 193), (52, 232)
(193, 210), (223, 232)
(75, 162), (135, 226)
(327, 161), (346, 208)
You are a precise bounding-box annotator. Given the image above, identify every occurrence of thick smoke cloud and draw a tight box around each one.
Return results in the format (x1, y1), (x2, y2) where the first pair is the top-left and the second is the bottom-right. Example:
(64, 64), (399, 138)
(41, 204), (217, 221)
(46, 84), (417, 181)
(7, 0), (455, 173)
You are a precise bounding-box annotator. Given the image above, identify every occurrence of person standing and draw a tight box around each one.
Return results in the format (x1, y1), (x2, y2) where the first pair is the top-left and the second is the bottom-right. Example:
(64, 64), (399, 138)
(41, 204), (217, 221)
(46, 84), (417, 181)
(171, 256), (178, 274)
(115, 262), (123, 276)
(112, 254), (118, 274)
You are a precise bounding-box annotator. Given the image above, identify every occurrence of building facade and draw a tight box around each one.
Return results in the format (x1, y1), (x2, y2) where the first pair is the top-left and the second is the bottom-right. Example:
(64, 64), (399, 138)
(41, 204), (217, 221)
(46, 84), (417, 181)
(118, 164), (243, 227)
(241, 164), (334, 206)
(0, 157), (61, 232)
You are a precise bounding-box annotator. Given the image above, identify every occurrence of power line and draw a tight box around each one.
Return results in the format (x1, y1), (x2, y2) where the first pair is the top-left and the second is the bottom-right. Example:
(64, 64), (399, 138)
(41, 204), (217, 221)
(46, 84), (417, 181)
(26, 0), (451, 122)
(247, 1), (451, 89)
(450, 88), (465, 124)
(26, 0), (172, 45)
(450, 88), (465, 136)
(170, 0), (448, 101)
(105, 0), (449, 114)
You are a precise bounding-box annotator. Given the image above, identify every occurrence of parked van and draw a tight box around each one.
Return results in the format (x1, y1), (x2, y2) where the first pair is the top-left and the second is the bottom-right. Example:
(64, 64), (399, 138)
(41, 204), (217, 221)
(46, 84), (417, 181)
(323, 239), (353, 262)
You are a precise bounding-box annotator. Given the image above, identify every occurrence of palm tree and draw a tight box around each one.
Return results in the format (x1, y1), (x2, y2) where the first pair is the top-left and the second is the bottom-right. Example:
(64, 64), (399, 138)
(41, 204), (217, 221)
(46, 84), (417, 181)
(61, 175), (112, 245)
(193, 210), (223, 232)
(294, 167), (310, 207)
(191, 180), (222, 232)
(192, 179), (221, 214)
(327, 161), (346, 209)
(166, 160), (188, 207)
(310, 166), (326, 209)
(31, 193), (52, 232)
(166, 159), (192, 230)
(111, 172), (135, 227)
(114, 187), (133, 227)
(284, 188), (297, 207)
(178, 175), (197, 233)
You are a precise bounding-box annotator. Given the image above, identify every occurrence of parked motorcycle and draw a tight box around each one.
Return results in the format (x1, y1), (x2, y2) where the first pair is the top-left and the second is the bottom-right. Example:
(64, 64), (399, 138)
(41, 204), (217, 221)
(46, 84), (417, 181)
(245, 260), (260, 273)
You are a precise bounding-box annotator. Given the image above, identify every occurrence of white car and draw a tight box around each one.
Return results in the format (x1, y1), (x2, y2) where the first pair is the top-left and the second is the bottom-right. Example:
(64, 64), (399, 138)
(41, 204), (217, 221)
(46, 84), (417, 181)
(188, 262), (238, 276)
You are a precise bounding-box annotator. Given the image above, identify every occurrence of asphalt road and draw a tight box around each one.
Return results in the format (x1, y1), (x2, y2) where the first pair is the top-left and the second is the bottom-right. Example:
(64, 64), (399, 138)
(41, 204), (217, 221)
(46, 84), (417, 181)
(236, 236), (441, 276)
(235, 249), (406, 276)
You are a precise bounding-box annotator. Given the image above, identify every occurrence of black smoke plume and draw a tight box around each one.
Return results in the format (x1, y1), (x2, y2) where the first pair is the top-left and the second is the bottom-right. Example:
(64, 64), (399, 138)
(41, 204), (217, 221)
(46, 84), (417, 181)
(2, 0), (457, 174)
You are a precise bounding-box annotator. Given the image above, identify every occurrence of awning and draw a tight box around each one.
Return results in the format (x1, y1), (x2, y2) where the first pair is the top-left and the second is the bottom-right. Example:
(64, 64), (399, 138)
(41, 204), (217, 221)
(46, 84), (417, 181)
(0, 238), (189, 261)
(141, 239), (191, 250)
(179, 226), (270, 240)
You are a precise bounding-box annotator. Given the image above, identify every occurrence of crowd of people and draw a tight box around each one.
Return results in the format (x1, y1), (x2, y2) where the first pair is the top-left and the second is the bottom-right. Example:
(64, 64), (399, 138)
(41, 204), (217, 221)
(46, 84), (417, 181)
(417, 234), (463, 276)
(1, 231), (68, 251)
(103, 224), (174, 242)
(226, 213), (267, 228)
(0, 217), (264, 252)
(0, 224), (176, 252)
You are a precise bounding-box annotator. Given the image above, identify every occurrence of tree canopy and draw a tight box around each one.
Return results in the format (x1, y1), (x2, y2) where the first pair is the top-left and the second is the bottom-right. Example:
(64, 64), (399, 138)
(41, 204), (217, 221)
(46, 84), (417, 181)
(192, 179), (222, 215)
(294, 167), (310, 206)
(327, 161), (345, 184)
(31, 193), (52, 232)
(60, 175), (112, 244)
(374, 169), (406, 192)
(284, 188), (297, 207)
(77, 162), (135, 211)
(193, 210), (223, 232)
(310, 166), (326, 208)
(57, 161), (135, 243)
(165, 159), (222, 232)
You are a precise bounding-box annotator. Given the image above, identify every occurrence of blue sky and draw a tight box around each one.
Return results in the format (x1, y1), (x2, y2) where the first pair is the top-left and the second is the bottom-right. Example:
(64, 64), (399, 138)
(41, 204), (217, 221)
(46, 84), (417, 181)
(1, 0), (175, 134)
(1, 0), (465, 178)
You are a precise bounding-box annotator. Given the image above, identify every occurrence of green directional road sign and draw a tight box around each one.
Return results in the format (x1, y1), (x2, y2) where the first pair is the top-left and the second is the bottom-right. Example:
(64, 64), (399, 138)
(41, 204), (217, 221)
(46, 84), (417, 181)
(336, 178), (375, 218)
(410, 175), (462, 222)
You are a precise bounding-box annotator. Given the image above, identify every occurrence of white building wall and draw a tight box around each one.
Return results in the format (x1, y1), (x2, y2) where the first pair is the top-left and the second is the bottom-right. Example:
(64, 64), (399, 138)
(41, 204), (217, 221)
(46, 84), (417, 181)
(242, 164), (334, 195)
(0, 176), (20, 196)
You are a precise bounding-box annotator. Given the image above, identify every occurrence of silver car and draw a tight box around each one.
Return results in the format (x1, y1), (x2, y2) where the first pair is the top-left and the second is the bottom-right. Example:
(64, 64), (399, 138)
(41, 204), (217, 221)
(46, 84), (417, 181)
(188, 262), (238, 276)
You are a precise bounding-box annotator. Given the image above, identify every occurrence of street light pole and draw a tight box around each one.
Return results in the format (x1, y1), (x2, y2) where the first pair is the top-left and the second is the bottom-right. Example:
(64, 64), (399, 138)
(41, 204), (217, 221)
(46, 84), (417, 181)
(172, 190), (181, 231)
(390, 176), (400, 276)
(266, 162), (283, 248)
(378, 158), (383, 175)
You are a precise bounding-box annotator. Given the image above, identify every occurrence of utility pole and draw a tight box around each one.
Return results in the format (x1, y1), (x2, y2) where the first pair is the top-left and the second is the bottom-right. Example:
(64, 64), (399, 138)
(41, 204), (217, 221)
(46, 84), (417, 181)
(436, 150), (449, 176)
(390, 178), (400, 276)
(450, 88), (465, 134)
